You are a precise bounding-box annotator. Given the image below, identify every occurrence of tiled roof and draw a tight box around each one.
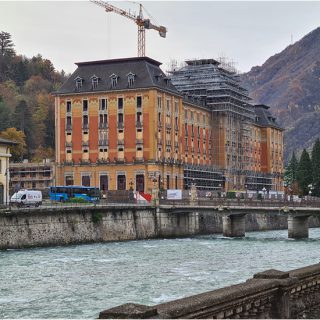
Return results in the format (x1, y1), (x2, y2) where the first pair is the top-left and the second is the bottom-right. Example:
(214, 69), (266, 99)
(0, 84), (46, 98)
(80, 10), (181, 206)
(56, 57), (179, 95)
(0, 138), (18, 145)
(253, 104), (284, 130)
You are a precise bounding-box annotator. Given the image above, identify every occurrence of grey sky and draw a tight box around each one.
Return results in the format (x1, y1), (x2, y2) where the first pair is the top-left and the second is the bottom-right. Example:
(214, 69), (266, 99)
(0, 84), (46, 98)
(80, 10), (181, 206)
(1, 1), (320, 74)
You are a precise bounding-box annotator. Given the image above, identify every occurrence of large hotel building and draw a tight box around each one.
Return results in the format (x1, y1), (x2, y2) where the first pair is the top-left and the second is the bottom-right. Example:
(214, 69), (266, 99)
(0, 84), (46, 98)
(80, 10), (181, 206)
(54, 57), (283, 194)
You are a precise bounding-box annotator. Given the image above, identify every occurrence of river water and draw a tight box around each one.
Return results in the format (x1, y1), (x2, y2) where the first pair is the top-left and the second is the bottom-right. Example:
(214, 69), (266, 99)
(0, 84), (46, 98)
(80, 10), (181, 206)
(1, 228), (320, 318)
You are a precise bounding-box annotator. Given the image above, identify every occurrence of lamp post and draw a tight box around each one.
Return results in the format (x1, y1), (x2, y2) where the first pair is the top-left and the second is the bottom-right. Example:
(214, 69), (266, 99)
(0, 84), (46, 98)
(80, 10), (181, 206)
(262, 187), (267, 200)
(152, 177), (158, 206)
(129, 179), (134, 203)
(308, 183), (314, 205)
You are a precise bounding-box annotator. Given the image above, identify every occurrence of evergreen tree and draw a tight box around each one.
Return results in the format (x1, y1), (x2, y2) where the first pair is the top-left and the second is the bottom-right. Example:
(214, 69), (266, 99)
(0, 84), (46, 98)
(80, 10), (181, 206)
(297, 149), (313, 195)
(0, 31), (16, 81)
(284, 152), (299, 186)
(311, 138), (320, 196)
(0, 96), (11, 131)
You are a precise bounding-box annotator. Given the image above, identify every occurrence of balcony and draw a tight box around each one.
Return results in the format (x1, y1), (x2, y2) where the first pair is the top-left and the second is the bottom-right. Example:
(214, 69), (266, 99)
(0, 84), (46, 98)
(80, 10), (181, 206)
(136, 139), (143, 144)
(99, 122), (108, 129)
(134, 156), (144, 163)
(98, 140), (109, 146)
(165, 123), (172, 130)
(136, 121), (143, 129)
(65, 142), (72, 148)
(166, 140), (171, 146)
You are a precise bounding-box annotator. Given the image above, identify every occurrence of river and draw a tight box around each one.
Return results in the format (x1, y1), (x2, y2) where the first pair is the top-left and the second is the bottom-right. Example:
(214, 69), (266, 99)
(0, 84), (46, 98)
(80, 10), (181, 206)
(1, 228), (320, 318)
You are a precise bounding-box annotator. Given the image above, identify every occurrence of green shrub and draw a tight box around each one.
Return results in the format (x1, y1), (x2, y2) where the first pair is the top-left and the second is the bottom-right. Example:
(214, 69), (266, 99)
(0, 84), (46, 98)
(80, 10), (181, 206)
(68, 197), (89, 203)
(92, 212), (103, 224)
(226, 191), (236, 199)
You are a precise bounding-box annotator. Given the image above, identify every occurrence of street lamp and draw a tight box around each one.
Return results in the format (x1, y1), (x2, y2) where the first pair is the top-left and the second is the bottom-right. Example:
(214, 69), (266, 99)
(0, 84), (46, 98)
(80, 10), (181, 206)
(262, 187), (267, 200)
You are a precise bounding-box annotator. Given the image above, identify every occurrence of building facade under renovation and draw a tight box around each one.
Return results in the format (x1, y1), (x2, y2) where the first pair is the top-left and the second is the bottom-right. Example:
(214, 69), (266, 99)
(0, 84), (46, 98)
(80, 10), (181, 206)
(170, 59), (284, 192)
(54, 56), (283, 194)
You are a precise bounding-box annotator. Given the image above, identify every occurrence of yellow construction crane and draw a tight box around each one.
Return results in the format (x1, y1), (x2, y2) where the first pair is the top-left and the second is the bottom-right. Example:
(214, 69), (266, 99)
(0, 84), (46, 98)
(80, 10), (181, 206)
(91, 0), (167, 57)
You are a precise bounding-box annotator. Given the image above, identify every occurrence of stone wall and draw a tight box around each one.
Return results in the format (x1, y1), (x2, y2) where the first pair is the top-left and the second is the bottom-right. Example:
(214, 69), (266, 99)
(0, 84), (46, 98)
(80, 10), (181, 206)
(0, 206), (320, 249)
(99, 263), (320, 319)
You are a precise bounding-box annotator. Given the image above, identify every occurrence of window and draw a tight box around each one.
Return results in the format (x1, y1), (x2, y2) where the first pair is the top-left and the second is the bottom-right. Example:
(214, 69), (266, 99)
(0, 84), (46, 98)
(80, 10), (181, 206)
(99, 98), (107, 111)
(174, 101), (178, 113)
(83, 99), (88, 112)
(65, 176), (74, 186)
(75, 76), (83, 90)
(0, 160), (1, 174)
(82, 175), (90, 187)
(136, 174), (144, 192)
(66, 101), (72, 113)
(166, 175), (170, 190)
(137, 111), (142, 123)
(91, 75), (99, 89)
(136, 96), (142, 108)
(110, 74), (118, 88)
(166, 99), (170, 112)
(117, 175), (126, 190)
(127, 72), (135, 87)
(100, 175), (108, 192)
(118, 98), (123, 109)
(118, 113), (123, 124)
(157, 96), (162, 109)
(83, 115), (88, 128)
(66, 116), (72, 129)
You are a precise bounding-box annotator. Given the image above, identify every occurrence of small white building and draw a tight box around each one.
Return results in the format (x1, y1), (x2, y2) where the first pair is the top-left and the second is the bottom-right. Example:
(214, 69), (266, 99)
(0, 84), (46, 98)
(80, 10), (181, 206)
(0, 138), (17, 205)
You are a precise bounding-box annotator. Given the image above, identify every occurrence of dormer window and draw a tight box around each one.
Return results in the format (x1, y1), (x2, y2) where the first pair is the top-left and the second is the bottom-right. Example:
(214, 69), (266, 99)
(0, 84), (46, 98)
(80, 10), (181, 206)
(155, 73), (163, 83)
(91, 75), (99, 89)
(110, 73), (118, 88)
(127, 72), (135, 87)
(75, 76), (83, 90)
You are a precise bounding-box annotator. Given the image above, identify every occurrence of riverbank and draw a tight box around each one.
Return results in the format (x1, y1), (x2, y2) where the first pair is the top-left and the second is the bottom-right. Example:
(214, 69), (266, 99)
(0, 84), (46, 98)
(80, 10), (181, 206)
(1, 205), (320, 249)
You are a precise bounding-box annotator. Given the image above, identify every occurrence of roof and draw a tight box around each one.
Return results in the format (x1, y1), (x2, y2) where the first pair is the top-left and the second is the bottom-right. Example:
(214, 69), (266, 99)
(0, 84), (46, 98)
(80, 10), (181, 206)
(0, 137), (18, 146)
(253, 104), (284, 130)
(55, 56), (179, 95)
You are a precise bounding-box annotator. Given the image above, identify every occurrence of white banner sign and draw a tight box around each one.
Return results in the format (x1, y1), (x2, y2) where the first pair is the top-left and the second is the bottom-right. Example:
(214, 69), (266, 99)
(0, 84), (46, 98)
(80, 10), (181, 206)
(167, 189), (182, 200)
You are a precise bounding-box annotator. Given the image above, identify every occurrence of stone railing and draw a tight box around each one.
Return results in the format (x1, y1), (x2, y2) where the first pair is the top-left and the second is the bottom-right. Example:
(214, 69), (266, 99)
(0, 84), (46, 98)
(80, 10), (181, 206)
(99, 263), (320, 319)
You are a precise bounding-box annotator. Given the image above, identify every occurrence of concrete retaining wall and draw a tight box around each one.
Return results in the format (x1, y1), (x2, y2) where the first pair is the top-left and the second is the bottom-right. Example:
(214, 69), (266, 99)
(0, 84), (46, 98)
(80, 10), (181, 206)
(0, 206), (320, 249)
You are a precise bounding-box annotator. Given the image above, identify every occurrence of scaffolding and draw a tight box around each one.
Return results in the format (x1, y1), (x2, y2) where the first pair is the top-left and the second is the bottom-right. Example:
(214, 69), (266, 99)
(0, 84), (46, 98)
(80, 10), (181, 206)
(171, 58), (255, 189)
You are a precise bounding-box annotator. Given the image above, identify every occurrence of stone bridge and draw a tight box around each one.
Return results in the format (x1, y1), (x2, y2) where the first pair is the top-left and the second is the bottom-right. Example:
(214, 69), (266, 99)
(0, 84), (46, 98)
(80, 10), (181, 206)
(99, 262), (320, 319)
(158, 202), (320, 239)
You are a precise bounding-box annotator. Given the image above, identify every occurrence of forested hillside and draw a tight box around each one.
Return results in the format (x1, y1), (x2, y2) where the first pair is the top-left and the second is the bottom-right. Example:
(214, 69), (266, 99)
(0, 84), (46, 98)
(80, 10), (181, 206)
(0, 31), (67, 161)
(241, 27), (320, 162)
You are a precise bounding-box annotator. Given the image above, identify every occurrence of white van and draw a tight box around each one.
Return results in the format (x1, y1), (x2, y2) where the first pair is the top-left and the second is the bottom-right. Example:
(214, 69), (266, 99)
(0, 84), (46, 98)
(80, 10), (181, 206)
(10, 190), (42, 207)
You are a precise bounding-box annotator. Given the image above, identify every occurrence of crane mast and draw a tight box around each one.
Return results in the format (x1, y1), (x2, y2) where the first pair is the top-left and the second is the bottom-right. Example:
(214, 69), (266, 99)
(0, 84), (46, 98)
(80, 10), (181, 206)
(91, 0), (167, 57)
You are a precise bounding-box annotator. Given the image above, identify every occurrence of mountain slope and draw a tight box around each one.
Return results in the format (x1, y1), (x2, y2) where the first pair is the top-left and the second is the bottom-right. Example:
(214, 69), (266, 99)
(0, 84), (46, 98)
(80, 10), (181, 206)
(241, 27), (320, 161)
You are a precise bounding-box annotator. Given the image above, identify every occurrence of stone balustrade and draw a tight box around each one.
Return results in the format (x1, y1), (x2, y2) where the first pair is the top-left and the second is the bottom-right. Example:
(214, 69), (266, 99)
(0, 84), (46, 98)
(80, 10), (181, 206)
(99, 263), (320, 319)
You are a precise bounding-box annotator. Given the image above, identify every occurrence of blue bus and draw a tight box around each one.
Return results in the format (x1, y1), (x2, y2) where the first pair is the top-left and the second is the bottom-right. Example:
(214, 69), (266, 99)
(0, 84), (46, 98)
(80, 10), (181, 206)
(49, 186), (100, 202)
